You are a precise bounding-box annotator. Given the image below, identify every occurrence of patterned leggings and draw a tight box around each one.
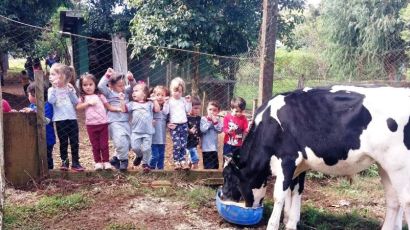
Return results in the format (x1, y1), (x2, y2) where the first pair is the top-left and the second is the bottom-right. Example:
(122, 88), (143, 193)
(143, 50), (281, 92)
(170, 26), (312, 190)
(170, 123), (188, 162)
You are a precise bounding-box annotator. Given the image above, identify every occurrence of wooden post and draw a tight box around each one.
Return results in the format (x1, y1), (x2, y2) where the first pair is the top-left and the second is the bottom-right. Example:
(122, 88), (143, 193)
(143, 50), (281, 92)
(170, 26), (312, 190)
(258, 0), (278, 106)
(34, 70), (48, 177)
(201, 91), (206, 116)
(0, 82), (5, 229)
(191, 47), (200, 97)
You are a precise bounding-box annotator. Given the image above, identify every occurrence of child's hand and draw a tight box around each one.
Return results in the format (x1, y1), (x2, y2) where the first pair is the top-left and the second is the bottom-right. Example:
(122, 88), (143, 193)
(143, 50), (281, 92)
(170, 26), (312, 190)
(167, 123), (176, 130)
(87, 98), (97, 106)
(185, 95), (192, 103)
(19, 108), (34, 113)
(118, 92), (125, 100)
(105, 68), (115, 78)
(190, 126), (197, 134)
(67, 83), (75, 92)
(126, 71), (134, 81)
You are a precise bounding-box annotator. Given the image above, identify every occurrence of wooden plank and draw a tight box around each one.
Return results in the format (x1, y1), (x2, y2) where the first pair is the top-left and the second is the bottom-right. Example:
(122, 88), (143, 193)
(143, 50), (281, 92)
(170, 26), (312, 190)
(34, 70), (48, 177)
(3, 113), (39, 186)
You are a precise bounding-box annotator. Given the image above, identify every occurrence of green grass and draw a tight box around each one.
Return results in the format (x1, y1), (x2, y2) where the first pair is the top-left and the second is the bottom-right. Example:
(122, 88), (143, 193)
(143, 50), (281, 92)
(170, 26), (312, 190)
(178, 186), (215, 209)
(8, 58), (26, 77)
(105, 222), (138, 230)
(4, 193), (90, 229)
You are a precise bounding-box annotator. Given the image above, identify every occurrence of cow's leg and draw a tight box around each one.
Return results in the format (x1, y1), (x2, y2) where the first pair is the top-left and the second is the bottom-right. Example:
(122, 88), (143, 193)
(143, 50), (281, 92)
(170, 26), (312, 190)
(267, 175), (288, 230)
(378, 165), (402, 230)
(285, 172), (306, 230)
(268, 160), (296, 230)
(283, 189), (291, 225)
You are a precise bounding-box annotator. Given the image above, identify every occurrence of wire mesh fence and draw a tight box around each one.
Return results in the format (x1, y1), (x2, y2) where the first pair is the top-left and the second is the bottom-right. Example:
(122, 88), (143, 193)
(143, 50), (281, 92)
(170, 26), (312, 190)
(1, 11), (409, 172)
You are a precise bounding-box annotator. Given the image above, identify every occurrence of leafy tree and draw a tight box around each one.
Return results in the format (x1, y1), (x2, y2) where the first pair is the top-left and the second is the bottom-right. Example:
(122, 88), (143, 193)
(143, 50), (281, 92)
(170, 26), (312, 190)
(321, 0), (408, 80)
(0, 0), (71, 55)
(82, 0), (136, 38)
(400, 4), (410, 56)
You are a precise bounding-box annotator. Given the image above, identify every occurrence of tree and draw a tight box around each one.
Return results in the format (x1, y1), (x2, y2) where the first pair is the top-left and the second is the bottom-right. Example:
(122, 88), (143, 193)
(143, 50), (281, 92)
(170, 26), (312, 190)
(400, 4), (410, 57)
(0, 0), (71, 55)
(321, 0), (408, 80)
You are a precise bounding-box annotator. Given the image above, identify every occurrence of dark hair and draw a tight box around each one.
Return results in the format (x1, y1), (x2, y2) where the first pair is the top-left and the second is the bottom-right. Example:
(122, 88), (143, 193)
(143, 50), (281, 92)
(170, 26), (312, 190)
(208, 100), (221, 111)
(230, 97), (246, 111)
(79, 73), (99, 100)
(109, 73), (125, 86)
(21, 70), (27, 75)
(191, 96), (201, 106)
(151, 85), (169, 97)
(131, 83), (150, 102)
(27, 82), (48, 100)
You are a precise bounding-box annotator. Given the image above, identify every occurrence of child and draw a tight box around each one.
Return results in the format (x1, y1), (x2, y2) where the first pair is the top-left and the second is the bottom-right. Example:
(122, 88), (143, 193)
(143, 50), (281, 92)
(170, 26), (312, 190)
(223, 97), (249, 157)
(20, 70), (30, 96)
(20, 83), (56, 169)
(200, 101), (223, 169)
(124, 82), (160, 173)
(150, 85), (169, 170)
(2, 99), (12, 112)
(186, 96), (201, 169)
(98, 68), (135, 171)
(77, 73), (122, 170)
(48, 63), (84, 171)
(163, 77), (192, 170)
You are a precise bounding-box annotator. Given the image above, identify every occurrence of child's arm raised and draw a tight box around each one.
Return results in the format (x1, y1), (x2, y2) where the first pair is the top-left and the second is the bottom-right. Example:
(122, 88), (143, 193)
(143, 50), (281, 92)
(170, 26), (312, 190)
(47, 87), (57, 104)
(98, 68), (114, 96)
(125, 71), (136, 95)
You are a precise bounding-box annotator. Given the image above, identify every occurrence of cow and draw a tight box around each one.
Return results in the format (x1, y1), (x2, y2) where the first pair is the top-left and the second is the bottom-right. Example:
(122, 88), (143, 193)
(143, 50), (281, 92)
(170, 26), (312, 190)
(221, 85), (410, 230)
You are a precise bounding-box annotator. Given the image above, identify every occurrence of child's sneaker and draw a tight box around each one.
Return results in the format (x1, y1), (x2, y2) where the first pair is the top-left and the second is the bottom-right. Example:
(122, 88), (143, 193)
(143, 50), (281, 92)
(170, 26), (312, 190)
(133, 156), (143, 167)
(103, 162), (112, 170)
(174, 162), (182, 170)
(191, 162), (199, 170)
(94, 163), (103, 171)
(109, 156), (120, 169)
(71, 163), (85, 172)
(142, 164), (150, 173)
(119, 160), (128, 171)
(181, 161), (190, 171)
(60, 161), (69, 171)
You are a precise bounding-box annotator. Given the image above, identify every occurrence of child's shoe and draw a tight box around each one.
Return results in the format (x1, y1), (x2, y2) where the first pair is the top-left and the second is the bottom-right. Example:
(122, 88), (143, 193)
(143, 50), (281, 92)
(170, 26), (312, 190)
(71, 163), (85, 172)
(109, 156), (120, 169)
(94, 162), (103, 171)
(60, 160), (69, 171)
(180, 161), (190, 171)
(103, 162), (112, 170)
(133, 156), (143, 167)
(119, 160), (128, 171)
(191, 162), (199, 170)
(174, 162), (182, 170)
(142, 164), (151, 173)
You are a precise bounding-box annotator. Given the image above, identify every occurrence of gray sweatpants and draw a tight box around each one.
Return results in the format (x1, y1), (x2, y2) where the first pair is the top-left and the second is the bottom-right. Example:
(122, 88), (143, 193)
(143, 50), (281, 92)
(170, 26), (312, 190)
(131, 133), (152, 165)
(109, 121), (131, 161)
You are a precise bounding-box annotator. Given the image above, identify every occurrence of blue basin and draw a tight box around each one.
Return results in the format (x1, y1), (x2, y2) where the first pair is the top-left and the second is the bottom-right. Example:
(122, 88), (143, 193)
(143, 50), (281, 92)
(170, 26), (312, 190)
(215, 188), (264, 226)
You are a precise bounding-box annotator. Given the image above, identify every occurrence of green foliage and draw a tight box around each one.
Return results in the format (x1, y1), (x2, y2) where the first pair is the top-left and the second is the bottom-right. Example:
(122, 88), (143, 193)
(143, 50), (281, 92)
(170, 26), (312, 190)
(105, 222), (138, 230)
(181, 186), (215, 209)
(83, 0), (136, 38)
(128, 0), (304, 62)
(275, 48), (323, 80)
(4, 193), (89, 229)
(400, 4), (410, 55)
(0, 0), (72, 54)
(321, 0), (408, 80)
(359, 164), (379, 177)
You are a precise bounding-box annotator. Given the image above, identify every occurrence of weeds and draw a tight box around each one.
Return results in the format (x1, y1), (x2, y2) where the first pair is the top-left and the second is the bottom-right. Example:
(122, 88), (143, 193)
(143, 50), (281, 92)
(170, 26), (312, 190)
(105, 222), (138, 230)
(179, 186), (215, 209)
(4, 192), (90, 229)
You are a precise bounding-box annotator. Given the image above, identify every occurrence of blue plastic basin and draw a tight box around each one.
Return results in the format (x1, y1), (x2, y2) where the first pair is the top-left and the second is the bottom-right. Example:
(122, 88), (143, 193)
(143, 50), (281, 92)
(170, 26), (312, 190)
(215, 188), (264, 226)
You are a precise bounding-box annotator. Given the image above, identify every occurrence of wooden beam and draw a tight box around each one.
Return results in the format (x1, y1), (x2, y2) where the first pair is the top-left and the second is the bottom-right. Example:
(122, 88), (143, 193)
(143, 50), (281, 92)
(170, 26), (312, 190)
(34, 70), (48, 178)
(258, 0), (278, 106)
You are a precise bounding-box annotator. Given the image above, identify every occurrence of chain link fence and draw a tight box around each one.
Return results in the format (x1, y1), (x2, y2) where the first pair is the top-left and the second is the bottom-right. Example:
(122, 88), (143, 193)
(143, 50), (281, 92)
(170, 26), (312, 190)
(1, 12), (409, 172)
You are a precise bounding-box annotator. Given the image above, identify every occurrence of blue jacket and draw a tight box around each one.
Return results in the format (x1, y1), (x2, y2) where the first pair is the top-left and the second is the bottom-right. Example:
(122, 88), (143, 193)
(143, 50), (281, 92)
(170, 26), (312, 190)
(29, 102), (56, 146)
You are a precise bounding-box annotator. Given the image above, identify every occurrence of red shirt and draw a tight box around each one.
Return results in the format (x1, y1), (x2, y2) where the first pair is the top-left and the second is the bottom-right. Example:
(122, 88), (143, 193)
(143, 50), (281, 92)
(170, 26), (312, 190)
(223, 113), (248, 146)
(2, 99), (11, 112)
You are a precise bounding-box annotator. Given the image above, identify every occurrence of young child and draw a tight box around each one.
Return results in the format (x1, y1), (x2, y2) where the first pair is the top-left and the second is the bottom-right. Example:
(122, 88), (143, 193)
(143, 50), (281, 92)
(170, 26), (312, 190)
(48, 63), (84, 171)
(200, 100), (223, 169)
(149, 85), (169, 170)
(186, 96), (202, 169)
(124, 82), (160, 173)
(163, 77), (192, 170)
(20, 70), (30, 96)
(2, 99), (12, 112)
(98, 68), (135, 171)
(77, 73), (122, 170)
(223, 97), (249, 157)
(20, 83), (56, 169)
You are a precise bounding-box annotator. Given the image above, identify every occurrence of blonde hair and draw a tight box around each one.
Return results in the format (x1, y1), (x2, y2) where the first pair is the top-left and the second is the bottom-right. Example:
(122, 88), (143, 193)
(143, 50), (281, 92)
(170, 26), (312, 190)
(169, 77), (185, 93)
(50, 63), (76, 85)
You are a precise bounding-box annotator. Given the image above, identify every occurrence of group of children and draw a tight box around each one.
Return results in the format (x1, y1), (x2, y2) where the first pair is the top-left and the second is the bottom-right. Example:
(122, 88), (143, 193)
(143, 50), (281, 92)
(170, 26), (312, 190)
(19, 62), (249, 172)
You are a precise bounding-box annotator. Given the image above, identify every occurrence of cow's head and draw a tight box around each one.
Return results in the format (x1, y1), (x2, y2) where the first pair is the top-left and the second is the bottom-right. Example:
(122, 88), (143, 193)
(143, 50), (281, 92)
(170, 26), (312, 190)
(221, 105), (278, 207)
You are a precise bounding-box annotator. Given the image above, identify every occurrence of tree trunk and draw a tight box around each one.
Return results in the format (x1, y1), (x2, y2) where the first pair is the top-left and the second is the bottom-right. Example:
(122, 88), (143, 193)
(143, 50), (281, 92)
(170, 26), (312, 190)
(191, 48), (200, 97)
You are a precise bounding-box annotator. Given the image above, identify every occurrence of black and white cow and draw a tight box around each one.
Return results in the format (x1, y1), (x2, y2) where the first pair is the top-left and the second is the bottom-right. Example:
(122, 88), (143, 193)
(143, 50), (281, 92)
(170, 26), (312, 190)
(221, 85), (410, 230)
